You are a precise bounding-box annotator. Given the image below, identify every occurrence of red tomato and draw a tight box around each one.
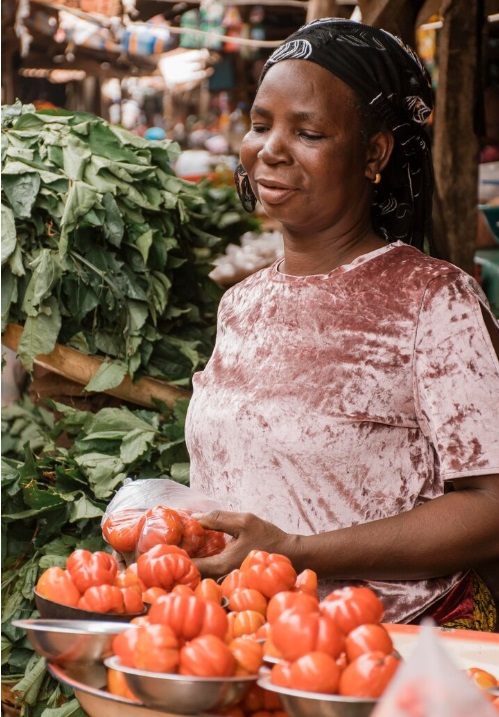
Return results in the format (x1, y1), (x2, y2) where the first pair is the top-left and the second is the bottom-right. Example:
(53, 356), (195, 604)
(113, 627), (140, 667)
(137, 544), (200, 591)
(289, 652), (341, 694)
(137, 506), (183, 553)
(266, 591), (318, 624)
(78, 584), (124, 613)
(229, 636), (264, 675)
(142, 586), (168, 604)
(195, 529), (226, 558)
(178, 513), (206, 557)
(227, 609), (266, 640)
(320, 586), (384, 634)
(179, 634), (235, 677)
(194, 578), (223, 604)
(171, 584), (196, 598)
(121, 586), (144, 614)
(228, 588), (267, 617)
(220, 569), (251, 599)
(244, 552), (297, 598)
(114, 566), (146, 591)
(339, 650), (401, 698)
(466, 667), (498, 690)
(133, 624), (180, 673)
(66, 549), (118, 593)
(345, 623), (393, 662)
(102, 509), (144, 554)
(148, 592), (228, 642)
(242, 684), (283, 712)
(107, 668), (140, 701)
(293, 568), (319, 596)
(36, 567), (80, 607)
(271, 609), (344, 662)
(270, 661), (293, 688)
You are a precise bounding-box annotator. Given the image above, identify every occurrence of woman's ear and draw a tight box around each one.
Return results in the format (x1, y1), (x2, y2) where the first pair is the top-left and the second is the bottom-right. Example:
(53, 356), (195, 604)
(365, 130), (395, 182)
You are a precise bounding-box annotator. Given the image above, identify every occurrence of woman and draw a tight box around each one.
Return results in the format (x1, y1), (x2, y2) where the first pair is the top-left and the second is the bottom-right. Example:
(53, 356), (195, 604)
(185, 19), (499, 628)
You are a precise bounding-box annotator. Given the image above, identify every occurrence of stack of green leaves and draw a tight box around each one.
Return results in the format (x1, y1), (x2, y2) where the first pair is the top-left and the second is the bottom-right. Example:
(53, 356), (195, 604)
(1, 101), (225, 391)
(1, 396), (190, 716)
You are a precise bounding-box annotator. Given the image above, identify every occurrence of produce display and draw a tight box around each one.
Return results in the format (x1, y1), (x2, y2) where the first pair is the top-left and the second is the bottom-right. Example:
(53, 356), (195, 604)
(1, 102), (261, 391)
(14, 544), (499, 716)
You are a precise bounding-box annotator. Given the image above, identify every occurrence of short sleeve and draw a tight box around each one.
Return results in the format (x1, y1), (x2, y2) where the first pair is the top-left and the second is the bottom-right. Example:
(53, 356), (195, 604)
(413, 271), (499, 479)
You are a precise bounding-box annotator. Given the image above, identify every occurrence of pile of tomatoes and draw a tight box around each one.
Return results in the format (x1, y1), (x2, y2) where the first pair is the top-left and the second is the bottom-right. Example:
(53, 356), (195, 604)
(101, 505), (226, 558)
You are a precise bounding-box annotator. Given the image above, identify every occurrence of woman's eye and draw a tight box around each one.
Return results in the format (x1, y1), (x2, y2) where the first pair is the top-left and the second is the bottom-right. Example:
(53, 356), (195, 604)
(251, 125), (267, 133)
(300, 132), (324, 141)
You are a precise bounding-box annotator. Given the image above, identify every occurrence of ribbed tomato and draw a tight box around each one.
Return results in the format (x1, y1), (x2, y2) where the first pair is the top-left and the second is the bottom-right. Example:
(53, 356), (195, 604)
(78, 584), (124, 613)
(195, 529), (226, 557)
(148, 592), (228, 641)
(102, 509), (144, 554)
(293, 569), (318, 596)
(229, 636), (264, 675)
(36, 567), (80, 607)
(339, 650), (401, 698)
(271, 609), (344, 662)
(133, 624), (180, 673)
(289, 652), (341, 694)
(137, 544), (200, 591)
(137, 506), (183, 553)
(220, 569), (251, 599)
(112, 627), (140, 667)
(266, 590), (318, 624)
(194, 578), (224, 604)
(320, 586), (384, 634)
(107, 667), (140, 701)
(178, 513), (206, 557)
(243, 552), (297, 598)
(344, 623), (393, 662)
(228, 588), (267, 617)
(179, 634), (235, 677)
(227, 609), (266, 640)
(66, 549), (118, 593)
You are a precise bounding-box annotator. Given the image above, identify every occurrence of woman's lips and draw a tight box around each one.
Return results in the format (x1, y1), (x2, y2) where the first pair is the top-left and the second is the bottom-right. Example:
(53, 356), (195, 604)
(256, 182), (297, 204)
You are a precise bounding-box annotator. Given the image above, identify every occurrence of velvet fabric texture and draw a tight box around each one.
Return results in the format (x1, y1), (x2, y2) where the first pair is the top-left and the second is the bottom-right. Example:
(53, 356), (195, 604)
(185, 243), (499, 622)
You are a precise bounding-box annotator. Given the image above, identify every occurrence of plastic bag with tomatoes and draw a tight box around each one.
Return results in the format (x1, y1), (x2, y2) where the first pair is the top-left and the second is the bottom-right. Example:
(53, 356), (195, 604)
(101, 478), (228, 564)
(371, 622), (498, 717)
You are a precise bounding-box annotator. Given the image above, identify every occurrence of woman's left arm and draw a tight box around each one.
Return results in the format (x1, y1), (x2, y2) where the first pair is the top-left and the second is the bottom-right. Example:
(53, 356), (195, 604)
(192, 473), (499, 580)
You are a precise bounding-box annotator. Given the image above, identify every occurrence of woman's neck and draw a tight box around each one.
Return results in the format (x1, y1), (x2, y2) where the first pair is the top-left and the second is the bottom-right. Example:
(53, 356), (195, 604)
(279, 230), (387, 276)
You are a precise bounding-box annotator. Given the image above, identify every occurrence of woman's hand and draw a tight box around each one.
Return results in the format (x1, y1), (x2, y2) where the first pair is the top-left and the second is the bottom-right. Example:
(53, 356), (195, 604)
(191, 510), (298, 578)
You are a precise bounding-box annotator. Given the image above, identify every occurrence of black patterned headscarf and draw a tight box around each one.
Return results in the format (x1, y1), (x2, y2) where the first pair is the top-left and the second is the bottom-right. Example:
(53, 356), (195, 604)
(236, 18), (434, 251)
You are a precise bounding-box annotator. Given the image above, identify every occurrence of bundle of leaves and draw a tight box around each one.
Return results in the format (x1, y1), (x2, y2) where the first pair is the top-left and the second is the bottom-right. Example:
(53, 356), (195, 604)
(1, 101), (225, 391)
(1, 395), (190, 716)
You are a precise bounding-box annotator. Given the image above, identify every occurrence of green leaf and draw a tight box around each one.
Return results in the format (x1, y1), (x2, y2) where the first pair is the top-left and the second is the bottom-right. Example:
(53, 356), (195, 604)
(68, 494), (104, 522)
(170, 462), (190, 484)
(59, 180), (99, 256)
(12, 653), (46, 704)
(17, 297), (61, 371)
(83, 361), (127, 393)
(2, 172), (40, 219)
(1, 203), (17, 264)
(41, 698), (88, 717)
(102, 192), (124, 246)
(120, 428), (156, 464)
(22, 249), (62, 315)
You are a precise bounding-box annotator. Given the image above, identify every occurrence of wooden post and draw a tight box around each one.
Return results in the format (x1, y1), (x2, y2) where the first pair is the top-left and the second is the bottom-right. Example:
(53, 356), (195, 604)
(432, 0), (483, 272)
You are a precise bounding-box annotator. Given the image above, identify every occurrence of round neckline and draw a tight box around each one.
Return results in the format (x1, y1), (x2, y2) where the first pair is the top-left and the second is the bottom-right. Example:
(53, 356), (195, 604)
(272, 241), (405, 281)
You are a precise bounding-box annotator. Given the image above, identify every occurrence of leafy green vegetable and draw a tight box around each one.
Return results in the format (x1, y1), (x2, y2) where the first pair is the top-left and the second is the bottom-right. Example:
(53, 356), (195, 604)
(1, 102), (226, 390)
(1, 395), (191, 716)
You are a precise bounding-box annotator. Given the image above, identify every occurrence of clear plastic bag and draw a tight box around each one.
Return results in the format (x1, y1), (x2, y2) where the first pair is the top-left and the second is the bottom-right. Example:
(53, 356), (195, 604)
(101, 478), (227, 563)
(372, 622), (498, 717)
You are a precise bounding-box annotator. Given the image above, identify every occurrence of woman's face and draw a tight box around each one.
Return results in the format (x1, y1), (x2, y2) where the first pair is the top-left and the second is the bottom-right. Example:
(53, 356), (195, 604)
(240, 60), (373, 234)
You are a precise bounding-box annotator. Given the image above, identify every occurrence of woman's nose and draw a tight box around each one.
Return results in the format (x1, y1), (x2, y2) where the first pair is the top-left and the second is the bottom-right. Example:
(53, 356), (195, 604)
(257, 130), (289, 163)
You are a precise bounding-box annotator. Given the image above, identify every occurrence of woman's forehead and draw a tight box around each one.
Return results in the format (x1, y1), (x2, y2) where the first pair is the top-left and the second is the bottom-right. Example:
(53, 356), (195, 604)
(254, 61), (357, 114)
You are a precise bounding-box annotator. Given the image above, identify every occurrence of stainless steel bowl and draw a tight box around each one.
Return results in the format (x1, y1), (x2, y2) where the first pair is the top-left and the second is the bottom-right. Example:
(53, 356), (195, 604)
(105, 655), (258, 716)
(47, 662), (181, 717)
(257, 675), (377, 717)
(12, 618), (133, 666)
(35, 590), (145, 621)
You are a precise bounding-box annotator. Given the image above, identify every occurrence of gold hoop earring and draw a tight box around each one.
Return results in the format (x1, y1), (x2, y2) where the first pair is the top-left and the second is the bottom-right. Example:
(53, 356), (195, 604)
(372, 173), (382, 185)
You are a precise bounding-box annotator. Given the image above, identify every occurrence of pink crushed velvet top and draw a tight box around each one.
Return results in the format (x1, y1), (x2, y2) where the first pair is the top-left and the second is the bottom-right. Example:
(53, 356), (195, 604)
(185, 242), (499, 623)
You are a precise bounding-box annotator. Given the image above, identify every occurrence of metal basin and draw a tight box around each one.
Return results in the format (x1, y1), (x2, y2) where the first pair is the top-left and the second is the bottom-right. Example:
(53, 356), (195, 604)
(105, 655), (258, 715)
(257, 675), (377, 717)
